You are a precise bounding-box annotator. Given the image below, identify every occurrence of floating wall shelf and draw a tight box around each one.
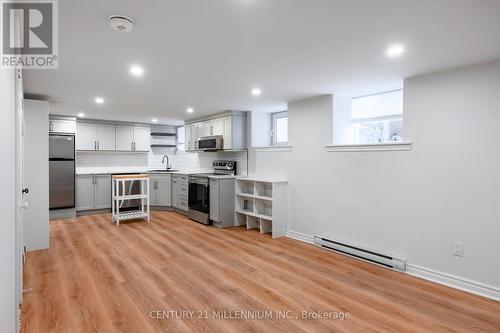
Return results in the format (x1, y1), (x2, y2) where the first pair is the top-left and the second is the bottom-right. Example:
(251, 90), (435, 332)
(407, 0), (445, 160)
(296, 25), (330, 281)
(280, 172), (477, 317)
(151, 132), (177, 137)
(150, 144), (177, 148)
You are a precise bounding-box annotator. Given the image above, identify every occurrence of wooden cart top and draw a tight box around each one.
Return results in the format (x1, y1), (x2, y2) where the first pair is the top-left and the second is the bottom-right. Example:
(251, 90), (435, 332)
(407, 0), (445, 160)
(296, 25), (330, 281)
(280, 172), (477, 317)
(112, 174), (150, 180)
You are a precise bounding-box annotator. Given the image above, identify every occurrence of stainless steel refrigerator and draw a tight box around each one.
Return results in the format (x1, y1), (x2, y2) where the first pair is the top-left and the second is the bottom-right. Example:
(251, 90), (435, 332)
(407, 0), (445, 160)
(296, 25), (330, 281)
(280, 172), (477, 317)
(49, 134), (75, 209)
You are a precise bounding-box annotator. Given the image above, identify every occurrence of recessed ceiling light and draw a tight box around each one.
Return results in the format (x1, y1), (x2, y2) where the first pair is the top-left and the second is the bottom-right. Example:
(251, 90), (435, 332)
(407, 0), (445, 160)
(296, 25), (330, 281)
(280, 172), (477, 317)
(95, 97), (104, 104)
(386, 44), (405, 58)
(187, 108), (194, 113)
(152, 118), (158, 123)
(130, 65), (144, 77)
(109, 15), (135, 32)
(77, 112), (85, 118)
(251, 88), (262, 96)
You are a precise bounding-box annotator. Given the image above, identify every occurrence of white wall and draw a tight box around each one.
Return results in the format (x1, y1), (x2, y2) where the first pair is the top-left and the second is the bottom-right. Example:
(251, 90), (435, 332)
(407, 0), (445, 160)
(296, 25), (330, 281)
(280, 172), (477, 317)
(24, 100), (49, 250)
(332, 93), (353, 144)
(0, 68), (18, 332)
(249, 111), (272, 147)
(249, 61), (500, 298)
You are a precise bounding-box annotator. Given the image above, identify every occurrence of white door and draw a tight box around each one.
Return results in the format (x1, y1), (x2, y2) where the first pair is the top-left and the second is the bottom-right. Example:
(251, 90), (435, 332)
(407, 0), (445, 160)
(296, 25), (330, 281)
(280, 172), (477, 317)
(15, 68), (25, 309)
(76, 123), (97, 151)
(209, 178), (220, 222)
(116, 125), (134, 151)
(76, 175), (95, 211)
(156, 176), (172, 206)
(23, 100), (49, 251)
(51, 119), (76, 134)
(133, 126), (151, 151)
(96, 124), (115, 151)
(94, 175), (111, 209)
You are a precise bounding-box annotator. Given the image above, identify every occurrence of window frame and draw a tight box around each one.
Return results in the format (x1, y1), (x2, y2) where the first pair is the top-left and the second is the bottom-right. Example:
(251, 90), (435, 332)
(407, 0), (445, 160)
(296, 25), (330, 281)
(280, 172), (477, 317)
(351, 89), (403, 144)
(271, 111), (288, 146)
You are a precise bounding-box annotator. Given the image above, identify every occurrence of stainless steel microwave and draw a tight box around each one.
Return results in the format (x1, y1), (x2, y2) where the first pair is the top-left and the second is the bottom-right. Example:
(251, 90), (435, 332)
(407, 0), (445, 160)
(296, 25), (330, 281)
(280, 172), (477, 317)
(197, 135), (224, 151)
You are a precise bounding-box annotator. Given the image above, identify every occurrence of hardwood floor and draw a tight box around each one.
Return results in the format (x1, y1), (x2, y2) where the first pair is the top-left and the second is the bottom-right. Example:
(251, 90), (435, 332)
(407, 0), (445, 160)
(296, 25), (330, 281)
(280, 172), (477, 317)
(21, 212), (500, 333)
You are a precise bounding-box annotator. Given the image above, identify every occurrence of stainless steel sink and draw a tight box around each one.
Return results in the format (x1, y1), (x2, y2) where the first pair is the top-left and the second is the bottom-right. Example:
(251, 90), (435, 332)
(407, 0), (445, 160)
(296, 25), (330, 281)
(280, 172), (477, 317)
(148, 169), (180, 173)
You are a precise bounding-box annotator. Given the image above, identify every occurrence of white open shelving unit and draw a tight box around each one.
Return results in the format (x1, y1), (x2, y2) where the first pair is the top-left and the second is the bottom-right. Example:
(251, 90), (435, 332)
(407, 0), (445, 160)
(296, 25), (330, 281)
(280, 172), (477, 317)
(112, 174), (150, 226)
(235, 177), (287, 238)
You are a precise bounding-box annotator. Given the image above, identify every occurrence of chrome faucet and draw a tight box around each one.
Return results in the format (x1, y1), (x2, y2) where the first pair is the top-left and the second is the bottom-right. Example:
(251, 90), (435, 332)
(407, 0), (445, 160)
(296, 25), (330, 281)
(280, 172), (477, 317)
(161, 155), (173, 170)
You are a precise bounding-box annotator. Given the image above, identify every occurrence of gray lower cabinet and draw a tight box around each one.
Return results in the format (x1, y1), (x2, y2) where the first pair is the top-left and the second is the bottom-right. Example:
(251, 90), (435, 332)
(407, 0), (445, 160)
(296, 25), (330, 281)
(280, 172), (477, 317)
(76, 174), (111, 211)
(150, 174), (172, 207)
(209, 179), (220, 222)
(94, 175), (112, 209)
(209, 178), (235, 228)
(172, 174), (188, 212)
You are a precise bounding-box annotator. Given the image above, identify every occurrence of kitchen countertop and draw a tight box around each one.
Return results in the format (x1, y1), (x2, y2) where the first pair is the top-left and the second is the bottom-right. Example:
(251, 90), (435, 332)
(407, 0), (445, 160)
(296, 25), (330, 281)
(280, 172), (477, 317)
(76, 167), (239, 179)
(206, 174), (237, 179)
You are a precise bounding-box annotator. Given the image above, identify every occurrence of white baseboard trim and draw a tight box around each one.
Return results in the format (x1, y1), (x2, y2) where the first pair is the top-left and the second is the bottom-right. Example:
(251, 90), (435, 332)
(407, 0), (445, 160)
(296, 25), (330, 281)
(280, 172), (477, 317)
(406, 264), (500, 302)
(286, 230), (500, 302)
(286, 230), (314, 244)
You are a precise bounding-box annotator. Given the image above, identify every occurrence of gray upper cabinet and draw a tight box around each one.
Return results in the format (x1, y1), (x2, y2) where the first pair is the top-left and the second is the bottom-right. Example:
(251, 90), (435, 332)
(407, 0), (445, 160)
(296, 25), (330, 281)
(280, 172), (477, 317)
(49, 118), (76, 134)
(116, 125), (150, 151)
(96, 124), (116, 151)
(185, 112), (247, 151)
(76, 123), (97, 151)
(76, 122), (116, 151)
(116, 125), (134, 151)
(133, 126), (151, 151)
(115, 125), (134, 151)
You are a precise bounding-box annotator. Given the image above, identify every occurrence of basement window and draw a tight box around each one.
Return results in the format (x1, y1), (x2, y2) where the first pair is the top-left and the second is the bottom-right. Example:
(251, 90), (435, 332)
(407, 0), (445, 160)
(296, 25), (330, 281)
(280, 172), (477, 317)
(177, 126), (185, 151)
(351, 90), (403, 144)
(271, 111), (288, 145)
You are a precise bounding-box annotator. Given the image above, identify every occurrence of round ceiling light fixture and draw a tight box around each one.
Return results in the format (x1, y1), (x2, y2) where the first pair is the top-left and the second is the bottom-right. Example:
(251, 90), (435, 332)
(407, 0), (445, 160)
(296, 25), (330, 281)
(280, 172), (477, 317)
(109, 15), (135, 32)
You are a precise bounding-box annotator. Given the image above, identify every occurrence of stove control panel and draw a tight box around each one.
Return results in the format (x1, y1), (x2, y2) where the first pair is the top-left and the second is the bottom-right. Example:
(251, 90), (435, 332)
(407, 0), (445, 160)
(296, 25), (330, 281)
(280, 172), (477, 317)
(213, 160), (237, 172)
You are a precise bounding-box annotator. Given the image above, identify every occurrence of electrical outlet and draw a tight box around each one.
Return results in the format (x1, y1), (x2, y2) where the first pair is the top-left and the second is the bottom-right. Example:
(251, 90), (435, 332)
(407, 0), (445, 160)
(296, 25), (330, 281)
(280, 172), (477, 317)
(453, 242), (464, 257)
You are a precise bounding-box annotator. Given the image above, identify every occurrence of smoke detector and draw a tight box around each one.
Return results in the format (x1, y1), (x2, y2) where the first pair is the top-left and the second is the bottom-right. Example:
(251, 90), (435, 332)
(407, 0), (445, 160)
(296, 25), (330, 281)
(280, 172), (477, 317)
(109, 15), (135, 32)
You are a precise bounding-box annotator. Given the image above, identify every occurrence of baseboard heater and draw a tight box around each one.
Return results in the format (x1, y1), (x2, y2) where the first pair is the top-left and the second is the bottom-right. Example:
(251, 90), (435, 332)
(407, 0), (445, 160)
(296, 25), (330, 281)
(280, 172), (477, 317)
(313, 236), (406, 272)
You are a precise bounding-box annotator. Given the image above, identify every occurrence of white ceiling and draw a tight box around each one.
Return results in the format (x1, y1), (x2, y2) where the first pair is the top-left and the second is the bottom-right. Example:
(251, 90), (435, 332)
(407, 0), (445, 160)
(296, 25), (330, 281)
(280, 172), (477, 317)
(24, 0), (500, 125)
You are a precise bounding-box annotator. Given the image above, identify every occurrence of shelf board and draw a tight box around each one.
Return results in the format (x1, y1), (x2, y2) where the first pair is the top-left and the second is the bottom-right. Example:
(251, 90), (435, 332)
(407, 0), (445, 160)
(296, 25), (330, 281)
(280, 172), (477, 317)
(151, 132), (176, 137)
(236, 209), (273, 221)
(150, 144), (177, 148)
(113, 194), (149, 200)
(236, 192), (273, 201)
(113, 210), (148, 221)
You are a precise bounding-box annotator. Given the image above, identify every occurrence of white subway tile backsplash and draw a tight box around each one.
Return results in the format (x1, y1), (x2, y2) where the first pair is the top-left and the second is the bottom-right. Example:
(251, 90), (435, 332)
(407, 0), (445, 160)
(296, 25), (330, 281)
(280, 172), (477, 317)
(76, 150), (248, 175)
